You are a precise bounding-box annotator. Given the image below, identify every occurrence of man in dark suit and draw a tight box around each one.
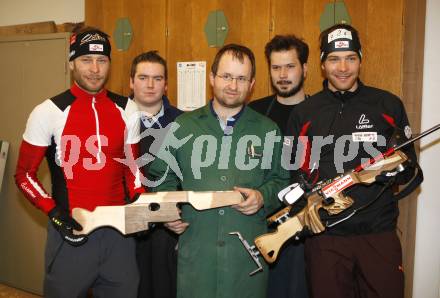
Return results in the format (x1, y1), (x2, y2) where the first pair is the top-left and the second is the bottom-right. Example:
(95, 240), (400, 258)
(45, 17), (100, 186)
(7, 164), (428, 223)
(129, 51), (182, 298)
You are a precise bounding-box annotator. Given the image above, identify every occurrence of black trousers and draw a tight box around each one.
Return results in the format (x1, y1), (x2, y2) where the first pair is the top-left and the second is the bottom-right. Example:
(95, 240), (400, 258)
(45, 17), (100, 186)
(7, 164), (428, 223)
(44, 224), (139, 298)
(305, 231), (404, 298)
(136, 226), (178, 298)
(267, 240), (309, 298)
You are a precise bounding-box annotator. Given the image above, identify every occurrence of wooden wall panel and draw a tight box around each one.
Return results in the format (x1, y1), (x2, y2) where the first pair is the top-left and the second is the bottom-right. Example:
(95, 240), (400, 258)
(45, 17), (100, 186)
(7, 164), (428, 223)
(301, 0), (328, 95)
(362, 0), (404, 96)
(103, 0), (125, 93)
(221, 0), (271, 99)
(166, 0), (219, 106)
(85, 0), (414, 100)
(166, 0), (271, 105)
(270, 0), (305, 36)
(122, 0), (167, 96)
(401, 0), (426, 129)
(398, 1), (426, 297)
(85, 0), (104, 29)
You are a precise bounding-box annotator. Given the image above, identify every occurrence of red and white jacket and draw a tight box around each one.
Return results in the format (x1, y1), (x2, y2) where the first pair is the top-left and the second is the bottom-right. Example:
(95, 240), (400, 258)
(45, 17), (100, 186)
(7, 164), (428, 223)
(15, 84), (145, 214)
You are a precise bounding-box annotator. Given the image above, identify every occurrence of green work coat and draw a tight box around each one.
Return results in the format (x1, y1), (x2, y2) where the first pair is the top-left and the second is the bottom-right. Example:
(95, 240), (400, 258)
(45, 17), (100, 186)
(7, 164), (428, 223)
(149, 104), (289, 298)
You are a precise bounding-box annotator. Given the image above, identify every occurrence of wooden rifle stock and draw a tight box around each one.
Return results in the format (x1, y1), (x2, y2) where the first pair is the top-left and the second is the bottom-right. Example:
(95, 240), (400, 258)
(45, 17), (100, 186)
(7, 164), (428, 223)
(255, 210), (306, 263)
(72, 190), (243, 235)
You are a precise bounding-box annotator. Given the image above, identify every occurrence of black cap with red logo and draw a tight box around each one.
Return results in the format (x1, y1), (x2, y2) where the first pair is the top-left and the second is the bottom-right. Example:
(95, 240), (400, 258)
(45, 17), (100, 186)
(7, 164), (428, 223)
(69, 29), (111, 61)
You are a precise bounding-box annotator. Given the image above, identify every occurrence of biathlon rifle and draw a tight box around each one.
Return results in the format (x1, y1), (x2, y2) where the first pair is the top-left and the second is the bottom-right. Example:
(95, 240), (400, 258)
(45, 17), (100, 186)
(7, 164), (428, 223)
(231, 123), (440, 275)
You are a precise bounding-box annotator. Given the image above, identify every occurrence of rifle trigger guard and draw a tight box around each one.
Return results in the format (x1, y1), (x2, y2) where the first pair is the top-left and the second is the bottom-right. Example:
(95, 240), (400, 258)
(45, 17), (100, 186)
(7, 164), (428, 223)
(229, 231), (263, 276)
(322, 197), (335, 206)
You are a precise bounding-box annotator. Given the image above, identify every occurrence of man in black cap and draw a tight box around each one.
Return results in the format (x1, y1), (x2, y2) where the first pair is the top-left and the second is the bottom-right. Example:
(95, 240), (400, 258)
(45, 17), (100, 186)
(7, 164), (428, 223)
(15, 26), (144, 298)
(286, 23), (422, 298)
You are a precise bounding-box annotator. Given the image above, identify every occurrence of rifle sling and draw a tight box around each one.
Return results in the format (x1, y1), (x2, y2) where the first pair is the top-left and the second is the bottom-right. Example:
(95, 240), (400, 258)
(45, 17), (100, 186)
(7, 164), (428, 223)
(325, 179), (394, 228)
(393, 163), (423, 200)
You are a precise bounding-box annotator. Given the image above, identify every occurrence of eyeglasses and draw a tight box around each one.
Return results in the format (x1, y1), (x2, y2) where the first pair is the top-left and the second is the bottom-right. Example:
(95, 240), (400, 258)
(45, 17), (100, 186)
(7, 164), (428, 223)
(216, 73), (251, 84)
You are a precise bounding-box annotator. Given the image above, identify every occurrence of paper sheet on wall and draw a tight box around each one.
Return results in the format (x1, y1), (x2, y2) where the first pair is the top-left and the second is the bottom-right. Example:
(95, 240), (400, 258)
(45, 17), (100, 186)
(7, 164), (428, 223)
(177, 61), (206, 111)
(0, 140), (9, 192)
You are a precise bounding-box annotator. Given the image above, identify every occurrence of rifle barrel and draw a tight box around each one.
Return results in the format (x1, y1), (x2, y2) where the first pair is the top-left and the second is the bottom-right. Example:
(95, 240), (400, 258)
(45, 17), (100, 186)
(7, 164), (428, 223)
(394, 123), (440, 151)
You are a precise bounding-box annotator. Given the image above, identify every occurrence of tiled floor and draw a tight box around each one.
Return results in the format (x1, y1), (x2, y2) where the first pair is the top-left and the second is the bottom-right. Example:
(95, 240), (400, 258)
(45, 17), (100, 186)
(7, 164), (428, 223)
(0, 284), (41, 298)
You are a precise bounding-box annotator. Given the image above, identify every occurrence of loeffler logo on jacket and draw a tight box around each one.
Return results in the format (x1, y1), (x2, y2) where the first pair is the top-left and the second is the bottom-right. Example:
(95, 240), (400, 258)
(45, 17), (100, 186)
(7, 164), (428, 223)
(356, 114), (373, 129)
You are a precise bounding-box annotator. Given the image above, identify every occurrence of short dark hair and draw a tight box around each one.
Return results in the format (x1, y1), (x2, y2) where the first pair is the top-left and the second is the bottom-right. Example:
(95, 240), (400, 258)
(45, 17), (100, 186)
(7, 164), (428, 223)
(211, 44), (256, 79)
(130, 51), (167, 79)
(265, 35), (309, 66)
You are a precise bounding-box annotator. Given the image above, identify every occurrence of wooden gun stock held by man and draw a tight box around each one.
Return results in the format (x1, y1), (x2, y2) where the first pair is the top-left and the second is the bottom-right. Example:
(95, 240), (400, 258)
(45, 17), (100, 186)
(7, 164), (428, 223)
(72, 190), (243, 235)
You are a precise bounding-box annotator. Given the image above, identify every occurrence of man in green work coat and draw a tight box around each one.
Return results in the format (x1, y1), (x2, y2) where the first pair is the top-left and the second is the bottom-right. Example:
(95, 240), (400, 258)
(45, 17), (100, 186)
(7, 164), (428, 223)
(148, 44), (289, 298)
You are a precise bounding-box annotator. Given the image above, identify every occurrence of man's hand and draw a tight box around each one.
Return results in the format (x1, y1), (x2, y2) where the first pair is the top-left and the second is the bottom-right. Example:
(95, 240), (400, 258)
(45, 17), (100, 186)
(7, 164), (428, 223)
(231, 187), (264, 215)
(49, 206), (88, 246)
(375, 168), (402, 184)
(164, 220), (189, 235)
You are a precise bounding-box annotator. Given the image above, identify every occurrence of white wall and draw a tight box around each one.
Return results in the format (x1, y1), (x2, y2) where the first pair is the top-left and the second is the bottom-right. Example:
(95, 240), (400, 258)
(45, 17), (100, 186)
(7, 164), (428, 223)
(0, 0), (84, 26)
(413, 0), (440, 297)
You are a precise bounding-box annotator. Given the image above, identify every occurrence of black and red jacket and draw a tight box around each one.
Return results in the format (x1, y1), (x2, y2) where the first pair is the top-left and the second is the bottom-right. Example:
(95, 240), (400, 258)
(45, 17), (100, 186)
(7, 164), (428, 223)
(286, 81), (419, 235)
(15, 84), (145, 215)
